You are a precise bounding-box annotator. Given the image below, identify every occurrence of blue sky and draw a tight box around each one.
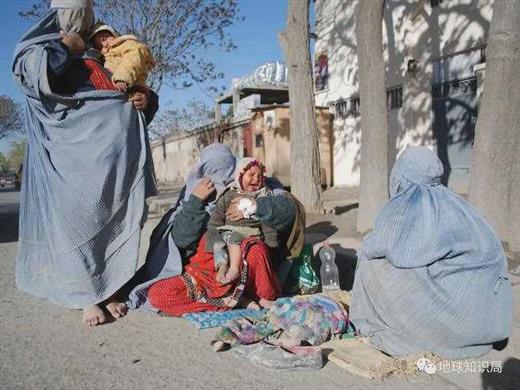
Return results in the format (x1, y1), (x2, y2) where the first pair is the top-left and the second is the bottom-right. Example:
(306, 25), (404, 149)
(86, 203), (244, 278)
(0, 0), (310, 154)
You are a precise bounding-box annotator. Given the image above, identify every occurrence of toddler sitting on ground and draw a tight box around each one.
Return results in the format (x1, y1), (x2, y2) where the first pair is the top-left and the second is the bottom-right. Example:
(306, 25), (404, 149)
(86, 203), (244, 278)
(89, 23), (155, 92)
(206, 158), (276, 289)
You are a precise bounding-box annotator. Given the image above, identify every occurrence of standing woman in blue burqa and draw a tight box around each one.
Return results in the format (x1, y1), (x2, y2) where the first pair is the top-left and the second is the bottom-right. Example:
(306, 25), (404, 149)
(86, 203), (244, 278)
(12, 0), (158, 326)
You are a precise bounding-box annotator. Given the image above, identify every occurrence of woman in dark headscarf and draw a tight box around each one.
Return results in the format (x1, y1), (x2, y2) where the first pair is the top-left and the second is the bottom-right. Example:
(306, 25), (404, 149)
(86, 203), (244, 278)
(13, 0), (158, 326)
(350, 146), (512, 358)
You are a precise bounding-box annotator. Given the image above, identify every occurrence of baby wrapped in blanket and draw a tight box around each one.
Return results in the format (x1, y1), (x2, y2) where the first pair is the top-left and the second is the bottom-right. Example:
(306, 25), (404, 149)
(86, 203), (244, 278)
(89, 22), (155, 92)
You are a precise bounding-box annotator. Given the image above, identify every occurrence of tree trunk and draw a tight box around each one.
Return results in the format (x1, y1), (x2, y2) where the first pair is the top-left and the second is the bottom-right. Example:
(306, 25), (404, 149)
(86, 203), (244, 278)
(278, 0), (323, 214)
(469, 0), (520, 252)
(356, 0), (389, 233)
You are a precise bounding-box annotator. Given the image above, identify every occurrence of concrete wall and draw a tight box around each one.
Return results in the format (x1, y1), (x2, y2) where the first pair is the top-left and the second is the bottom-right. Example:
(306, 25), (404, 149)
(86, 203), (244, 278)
(151, 106), (332, 189)
(150, 124), (244, 187)
(314, 0), (493, 187)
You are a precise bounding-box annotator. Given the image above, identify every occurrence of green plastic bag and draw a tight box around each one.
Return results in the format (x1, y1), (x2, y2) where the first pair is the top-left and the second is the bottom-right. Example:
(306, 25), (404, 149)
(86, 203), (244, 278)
(283, 244), (320, 295)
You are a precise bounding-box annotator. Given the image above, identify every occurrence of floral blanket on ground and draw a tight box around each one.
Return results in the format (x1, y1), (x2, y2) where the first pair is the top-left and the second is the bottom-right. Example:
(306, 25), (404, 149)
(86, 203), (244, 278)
(182, 309), (268, 329)
(215, 294), (349, 346)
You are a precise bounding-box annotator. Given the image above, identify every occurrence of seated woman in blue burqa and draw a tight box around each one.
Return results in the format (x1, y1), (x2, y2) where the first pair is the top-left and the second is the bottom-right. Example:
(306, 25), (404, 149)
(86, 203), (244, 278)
(350, 146), (512, 359)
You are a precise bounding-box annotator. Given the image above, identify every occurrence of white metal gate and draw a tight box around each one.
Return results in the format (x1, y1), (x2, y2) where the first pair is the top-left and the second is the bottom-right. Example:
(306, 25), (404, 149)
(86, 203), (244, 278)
(432, 76), (478, 193)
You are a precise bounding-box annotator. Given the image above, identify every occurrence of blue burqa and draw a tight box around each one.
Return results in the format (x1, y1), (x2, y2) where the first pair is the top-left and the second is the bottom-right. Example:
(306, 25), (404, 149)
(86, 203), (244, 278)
(12, 8), (156, 308)
(350, 147), (512, 359)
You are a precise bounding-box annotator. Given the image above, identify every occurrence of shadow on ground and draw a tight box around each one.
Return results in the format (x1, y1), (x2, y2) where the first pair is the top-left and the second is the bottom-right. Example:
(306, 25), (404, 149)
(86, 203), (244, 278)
(311, 241), (358, 292)
(333, 202), (359, 216)
(481, 357), (520, 390)
(306, 221), (338, 243)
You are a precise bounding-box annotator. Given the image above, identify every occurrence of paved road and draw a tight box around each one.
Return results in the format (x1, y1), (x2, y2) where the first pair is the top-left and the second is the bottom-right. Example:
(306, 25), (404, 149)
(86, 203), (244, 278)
(1, 190), (519, 390)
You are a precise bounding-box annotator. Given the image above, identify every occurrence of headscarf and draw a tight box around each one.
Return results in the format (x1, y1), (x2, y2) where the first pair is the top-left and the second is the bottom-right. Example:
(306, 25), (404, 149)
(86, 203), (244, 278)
(233, 157), (265, 188)
(13, 0), (95, 105)
(51, 0), (93, 7)
(388, 146), (443, 197)
(89, 22), (119, 40)
(52, 0), (94, 39)
(184, 143), (238, 210)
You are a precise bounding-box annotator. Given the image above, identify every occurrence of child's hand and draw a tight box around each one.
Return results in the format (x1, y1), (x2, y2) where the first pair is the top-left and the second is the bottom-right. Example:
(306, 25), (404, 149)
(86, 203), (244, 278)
(226, 197), (257, 221)
(60, 31), (86, 55)
(114, 81), (129, 92)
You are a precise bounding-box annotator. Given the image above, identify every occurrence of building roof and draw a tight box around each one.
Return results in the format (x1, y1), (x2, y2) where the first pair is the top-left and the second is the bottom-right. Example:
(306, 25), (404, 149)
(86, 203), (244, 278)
(216, 86), (289, 105)
(250, 104), (330, 112)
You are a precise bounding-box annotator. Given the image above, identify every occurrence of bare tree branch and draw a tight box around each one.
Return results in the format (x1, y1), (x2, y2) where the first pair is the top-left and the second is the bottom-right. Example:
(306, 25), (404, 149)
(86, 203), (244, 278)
(148, 100), (214, 140)
(0, 96), (23, 141)
(19, 0), (242, 93)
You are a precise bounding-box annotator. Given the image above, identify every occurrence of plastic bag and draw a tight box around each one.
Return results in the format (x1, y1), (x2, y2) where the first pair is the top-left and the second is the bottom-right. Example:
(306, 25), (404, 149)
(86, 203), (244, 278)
(283, 244), (320, 295)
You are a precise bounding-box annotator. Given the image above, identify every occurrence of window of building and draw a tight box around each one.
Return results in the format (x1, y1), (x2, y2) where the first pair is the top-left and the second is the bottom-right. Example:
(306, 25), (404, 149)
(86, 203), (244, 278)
(386, 86), (403, 110)
(255, 133), (263, 148)
(314, 53), (329, 92)
(334, 97), (360, 119)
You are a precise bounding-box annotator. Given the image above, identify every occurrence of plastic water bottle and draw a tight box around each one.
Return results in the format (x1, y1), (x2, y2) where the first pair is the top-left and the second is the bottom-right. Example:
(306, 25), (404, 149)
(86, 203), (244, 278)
(319, 242), (340, 291)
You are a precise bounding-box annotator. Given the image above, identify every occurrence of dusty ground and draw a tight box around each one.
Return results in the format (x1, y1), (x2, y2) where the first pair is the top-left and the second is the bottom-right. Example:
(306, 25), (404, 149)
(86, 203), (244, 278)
(1, 188), (519, 390)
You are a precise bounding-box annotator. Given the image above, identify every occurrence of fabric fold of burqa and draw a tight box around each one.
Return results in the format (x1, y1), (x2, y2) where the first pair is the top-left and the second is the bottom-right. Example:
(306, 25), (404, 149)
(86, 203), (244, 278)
(12, 5), (157, 308)
(126, 144), (238, 310)
(350, 146), (512, 359)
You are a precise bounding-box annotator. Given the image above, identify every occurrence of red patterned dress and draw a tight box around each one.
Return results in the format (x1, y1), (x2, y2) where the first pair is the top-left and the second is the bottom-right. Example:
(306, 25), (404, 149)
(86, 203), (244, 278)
(148, 235), (280, 316)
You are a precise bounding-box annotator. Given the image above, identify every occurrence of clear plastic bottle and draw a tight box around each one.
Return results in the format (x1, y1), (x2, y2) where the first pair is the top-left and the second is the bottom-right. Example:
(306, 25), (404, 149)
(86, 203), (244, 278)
(319, 242), (340, 291)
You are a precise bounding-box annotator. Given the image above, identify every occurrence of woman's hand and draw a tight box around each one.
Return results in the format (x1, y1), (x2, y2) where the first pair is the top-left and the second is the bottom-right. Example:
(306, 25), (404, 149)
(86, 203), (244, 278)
(60, 31), (86, 55)
(226, 197), (257, 222)
(128, 91), (148, 111)
(191, 178), (215, 201)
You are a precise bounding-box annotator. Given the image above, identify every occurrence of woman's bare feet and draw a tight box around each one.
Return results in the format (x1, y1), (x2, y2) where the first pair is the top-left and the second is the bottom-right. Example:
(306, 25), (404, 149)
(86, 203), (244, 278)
(105, 295), (128, 319)
(82, 304), (106, 326)
(258, 298), (275, 309)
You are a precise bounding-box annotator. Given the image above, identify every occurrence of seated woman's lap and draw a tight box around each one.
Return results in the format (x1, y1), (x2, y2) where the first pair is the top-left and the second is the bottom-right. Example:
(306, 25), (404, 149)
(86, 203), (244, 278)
(148, 277), (226, 316)
(148, 239), (280, 315)
(243, 239), (280, 301)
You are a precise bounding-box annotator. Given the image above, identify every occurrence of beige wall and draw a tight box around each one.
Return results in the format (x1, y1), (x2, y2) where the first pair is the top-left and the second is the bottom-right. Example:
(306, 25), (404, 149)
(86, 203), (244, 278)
(314, 0), (493, 187)
(251, 106), (333, 187)
(150, 126), (243, 187)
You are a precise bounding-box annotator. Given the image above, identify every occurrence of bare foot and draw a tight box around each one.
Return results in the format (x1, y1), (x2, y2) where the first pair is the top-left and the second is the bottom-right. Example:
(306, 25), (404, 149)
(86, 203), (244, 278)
(211, 340), (227, 352)
(237, 297), (261, 310)
(216, 263), (229, 284)
(258, 298), (275, 309)
(105, 296), (128, 319)
(82, 304), (106, 326)
(246, 301), (261, 310)
(224, 266), (240, 283)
